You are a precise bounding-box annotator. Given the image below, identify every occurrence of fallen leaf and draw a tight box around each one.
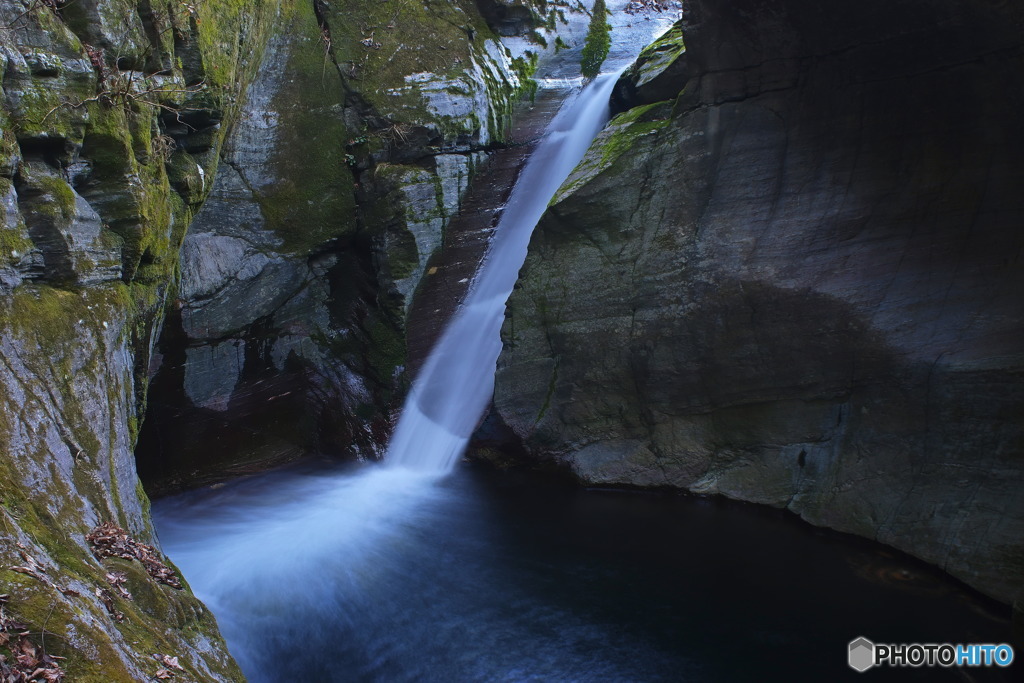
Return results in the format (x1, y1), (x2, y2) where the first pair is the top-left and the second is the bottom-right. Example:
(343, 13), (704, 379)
(94, 588), (125, 622)
(87, 523), (182, 589)
(160, 654), (184, 671)
(8, 566), (41, 578)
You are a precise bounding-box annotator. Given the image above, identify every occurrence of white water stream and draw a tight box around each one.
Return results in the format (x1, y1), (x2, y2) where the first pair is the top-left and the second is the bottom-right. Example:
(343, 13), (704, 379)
(386, 71), (620, 473)
(158, 73), (625, 678)
(151, 18), (1008, 682)
(155, 14), (687, 675)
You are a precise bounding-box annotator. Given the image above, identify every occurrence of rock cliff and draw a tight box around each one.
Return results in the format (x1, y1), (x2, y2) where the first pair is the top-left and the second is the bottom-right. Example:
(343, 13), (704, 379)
(0, 0), (600, 669)
(135, 0), (577, 490)
(0, 0), (281, 677)
(494, 0), (1024, 604)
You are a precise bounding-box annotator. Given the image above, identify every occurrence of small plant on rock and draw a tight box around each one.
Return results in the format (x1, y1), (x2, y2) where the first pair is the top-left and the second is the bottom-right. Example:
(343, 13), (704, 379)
(580, 0), (612, 79)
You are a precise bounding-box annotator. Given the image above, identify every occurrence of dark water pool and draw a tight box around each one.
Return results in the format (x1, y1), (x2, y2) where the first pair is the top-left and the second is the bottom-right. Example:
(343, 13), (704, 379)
(153, 459), (1013, 682)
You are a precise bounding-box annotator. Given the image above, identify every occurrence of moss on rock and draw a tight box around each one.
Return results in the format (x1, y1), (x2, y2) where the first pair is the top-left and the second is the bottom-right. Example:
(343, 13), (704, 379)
(0, 0), (286, 678)
(554, 99), (672, 202)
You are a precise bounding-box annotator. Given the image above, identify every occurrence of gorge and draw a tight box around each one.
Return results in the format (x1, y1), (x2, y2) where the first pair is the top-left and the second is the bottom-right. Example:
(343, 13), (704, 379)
(0, 0), (1021, 680)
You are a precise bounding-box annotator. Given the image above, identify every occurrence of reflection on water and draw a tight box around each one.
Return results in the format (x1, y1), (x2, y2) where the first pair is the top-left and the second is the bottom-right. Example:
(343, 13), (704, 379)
(155, 460), (1012, 682)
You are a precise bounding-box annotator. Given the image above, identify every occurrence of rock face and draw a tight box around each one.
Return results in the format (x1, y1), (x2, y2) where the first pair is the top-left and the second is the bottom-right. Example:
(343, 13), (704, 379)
(0, 0), (281, 677)
(135, 0), (587, 489)
(494, 0), (1024, 604)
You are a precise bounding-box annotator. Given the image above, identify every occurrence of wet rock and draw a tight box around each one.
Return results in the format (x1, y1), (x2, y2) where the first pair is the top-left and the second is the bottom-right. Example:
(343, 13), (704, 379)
(0, 0), (281, 677)
(184, 340), (245, 412)
(495, 0), (1024, 604)
(372, 152), (486, 314)
(16, 162), (121, 285)
(611, 21), (687, 110)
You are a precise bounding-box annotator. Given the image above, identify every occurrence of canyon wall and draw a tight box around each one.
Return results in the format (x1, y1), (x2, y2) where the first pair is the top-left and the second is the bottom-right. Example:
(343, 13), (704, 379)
(493, 0), (1024, 604)
(135, 0), (582, 491)
(0, 0), (574, 673)
(0, 0), (280, 677)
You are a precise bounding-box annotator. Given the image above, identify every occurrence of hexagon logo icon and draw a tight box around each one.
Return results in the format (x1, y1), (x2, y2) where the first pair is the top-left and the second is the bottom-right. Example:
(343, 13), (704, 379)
(848, 637), (875, 672)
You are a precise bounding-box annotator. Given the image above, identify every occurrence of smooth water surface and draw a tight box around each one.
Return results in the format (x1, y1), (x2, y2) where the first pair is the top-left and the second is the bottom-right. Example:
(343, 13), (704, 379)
(155, 460), (1011, 682)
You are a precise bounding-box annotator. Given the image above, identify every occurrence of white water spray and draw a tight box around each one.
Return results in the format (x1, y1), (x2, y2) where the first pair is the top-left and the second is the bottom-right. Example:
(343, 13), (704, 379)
(386, 71), (621, 473)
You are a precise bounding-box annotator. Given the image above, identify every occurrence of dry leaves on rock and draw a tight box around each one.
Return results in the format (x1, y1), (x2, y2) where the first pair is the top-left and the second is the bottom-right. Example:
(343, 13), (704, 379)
(5, 545), (79, 598)
(0, 595), (27, 644)
(153, 653), (185, 679)
(93, 588), (125, 623)
(0, 596), (65, 683)
(105, 572), (132, 600)
(0, 637), (66, 682)
(86, 523), (182, 589)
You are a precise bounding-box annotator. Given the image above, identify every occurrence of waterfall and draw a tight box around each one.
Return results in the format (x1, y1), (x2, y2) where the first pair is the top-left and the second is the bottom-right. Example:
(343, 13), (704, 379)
(386, 71), (621, 473)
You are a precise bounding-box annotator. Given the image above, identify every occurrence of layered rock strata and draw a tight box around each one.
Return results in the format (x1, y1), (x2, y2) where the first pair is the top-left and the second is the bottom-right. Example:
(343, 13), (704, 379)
(0, 0), (283, 677)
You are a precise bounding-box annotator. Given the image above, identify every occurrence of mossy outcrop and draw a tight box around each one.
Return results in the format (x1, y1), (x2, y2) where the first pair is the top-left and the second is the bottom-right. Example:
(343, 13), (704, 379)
(135, 0), (576, 489)
(494, 0), (1024, 604)
(0, 0), (281, 677)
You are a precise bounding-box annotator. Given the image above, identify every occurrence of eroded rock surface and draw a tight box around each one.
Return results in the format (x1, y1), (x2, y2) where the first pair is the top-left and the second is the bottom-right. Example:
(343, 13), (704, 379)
(136, 0), (605, 489)
(0, 0), (279, 677)
(494, 0), (1024, 604)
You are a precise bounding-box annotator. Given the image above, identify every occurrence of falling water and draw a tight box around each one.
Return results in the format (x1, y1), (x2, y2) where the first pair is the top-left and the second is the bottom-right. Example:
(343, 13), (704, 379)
(386, 71), (621, 473)
(152, 42), (1013, 683)
(155, 73), (629, 680)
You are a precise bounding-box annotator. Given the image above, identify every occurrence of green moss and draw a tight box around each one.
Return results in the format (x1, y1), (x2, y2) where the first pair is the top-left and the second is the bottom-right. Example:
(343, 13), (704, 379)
(77, 100), (184, 284)
(0, 188), (33, 267)
(251, 1), (357, 255)
(8, 83), (92, 145)
(0, 438), (242, 679)
(0, 1), (286, 678)
(164, 151), (204, 204)
(0, 285), (145, 468)
(634, 22), (686, 66)
(614, 99), (673, 126)
(512, 52), (540, 103)
(321, 0), (506, 128)
(134, 478), (151, 520)
(598, 103), (672, 165)
(2, 285), (88, 354)
(195, 0), (275, 92)
(627, 22), (686, 87)
(580, 0), (611, 78)
(3, 7), (93, 140)
(364, 314), (406, 384)
(0, 118), (19, 168)
(553, 100), (672, 203)
(25, 173), (77, 221)
(130, 164), (176, 285)
(81, 106), (135, 178)
(326, 0), (483, 97)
